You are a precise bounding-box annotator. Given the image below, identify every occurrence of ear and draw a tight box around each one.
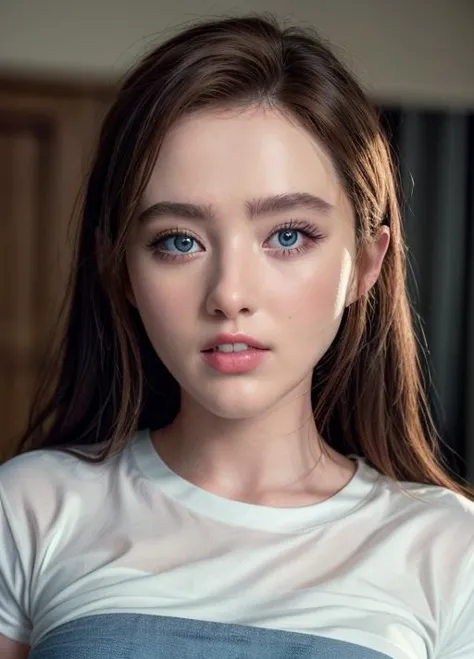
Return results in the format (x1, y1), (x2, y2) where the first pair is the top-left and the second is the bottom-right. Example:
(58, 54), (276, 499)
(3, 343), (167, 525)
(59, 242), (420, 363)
(346, 226), (390, 306)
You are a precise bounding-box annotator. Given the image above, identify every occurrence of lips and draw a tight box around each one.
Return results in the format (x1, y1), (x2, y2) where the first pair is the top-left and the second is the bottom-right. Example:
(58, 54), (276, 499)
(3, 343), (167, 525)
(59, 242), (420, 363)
(205, 343), (256, 353)
(201, 333), (269, 352)
(201, 338), (270, 374)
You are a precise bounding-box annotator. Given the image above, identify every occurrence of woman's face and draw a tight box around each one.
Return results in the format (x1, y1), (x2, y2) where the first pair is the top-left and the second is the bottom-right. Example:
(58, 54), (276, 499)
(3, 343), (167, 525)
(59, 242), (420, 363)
(126, 107), (383, 420)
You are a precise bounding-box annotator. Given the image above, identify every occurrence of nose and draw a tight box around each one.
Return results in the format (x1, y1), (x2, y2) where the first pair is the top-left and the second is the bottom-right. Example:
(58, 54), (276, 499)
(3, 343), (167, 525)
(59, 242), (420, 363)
(204, 244), (258, 319)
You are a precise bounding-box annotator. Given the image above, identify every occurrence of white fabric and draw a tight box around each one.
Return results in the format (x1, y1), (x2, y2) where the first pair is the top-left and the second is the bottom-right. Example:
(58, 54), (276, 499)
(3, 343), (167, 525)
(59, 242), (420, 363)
(1, 429), (473, 658)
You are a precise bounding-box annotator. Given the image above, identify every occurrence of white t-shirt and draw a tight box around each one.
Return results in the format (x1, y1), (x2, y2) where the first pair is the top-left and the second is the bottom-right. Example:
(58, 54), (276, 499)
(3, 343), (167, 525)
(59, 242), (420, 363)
(1, 429), (474, 659)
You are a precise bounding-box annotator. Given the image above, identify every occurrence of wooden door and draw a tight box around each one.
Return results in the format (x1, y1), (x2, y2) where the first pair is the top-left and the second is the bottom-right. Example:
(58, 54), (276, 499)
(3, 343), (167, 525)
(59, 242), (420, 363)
(0, 76), (112, 460)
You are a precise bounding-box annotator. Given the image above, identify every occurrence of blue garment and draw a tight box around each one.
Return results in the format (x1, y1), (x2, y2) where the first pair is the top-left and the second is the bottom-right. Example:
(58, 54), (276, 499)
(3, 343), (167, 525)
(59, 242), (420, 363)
(29, 613), (390, 659)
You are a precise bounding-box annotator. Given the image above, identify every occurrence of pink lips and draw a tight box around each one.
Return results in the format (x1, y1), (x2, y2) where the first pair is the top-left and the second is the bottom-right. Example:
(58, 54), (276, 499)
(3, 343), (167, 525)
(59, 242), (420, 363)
(201, 333), (270, 374)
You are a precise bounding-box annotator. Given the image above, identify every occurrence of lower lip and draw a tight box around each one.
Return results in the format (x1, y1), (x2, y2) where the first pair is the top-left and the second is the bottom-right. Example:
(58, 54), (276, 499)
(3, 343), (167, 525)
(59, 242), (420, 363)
(201, 348), (270, 374)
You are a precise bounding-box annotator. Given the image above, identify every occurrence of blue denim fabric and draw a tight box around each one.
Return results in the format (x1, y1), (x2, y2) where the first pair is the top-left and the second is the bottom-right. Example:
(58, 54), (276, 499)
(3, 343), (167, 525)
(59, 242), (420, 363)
(29, 613), (392, 658)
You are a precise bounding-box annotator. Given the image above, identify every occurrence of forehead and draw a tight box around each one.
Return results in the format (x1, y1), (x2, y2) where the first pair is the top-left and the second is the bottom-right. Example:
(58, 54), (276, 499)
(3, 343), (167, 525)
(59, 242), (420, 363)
(143, 107), (346, 210)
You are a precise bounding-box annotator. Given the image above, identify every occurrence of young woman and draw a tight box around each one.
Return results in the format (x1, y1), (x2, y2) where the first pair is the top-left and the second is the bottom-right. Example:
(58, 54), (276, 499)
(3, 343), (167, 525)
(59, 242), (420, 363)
(1, 14), (473, 659)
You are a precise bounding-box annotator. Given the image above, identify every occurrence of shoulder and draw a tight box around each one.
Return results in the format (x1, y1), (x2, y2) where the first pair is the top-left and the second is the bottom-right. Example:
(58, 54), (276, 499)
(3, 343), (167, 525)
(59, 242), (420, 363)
(0, 442), (129, 533)
(0, 446), (80, 482)
(378, 468), (474, 527)
(0, 449), (71, 511)
(373, 470), (474, 572)
(389, 483), (474, 655)
(383, 472), (474, 524)
(359, 459), (474, 530)
(364, 468), (474, 650)
(0, 444), (105, 494)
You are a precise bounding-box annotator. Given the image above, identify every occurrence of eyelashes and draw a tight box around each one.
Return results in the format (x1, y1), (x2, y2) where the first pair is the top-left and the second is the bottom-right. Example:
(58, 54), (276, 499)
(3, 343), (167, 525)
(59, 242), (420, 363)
(146, 220), (325, 261)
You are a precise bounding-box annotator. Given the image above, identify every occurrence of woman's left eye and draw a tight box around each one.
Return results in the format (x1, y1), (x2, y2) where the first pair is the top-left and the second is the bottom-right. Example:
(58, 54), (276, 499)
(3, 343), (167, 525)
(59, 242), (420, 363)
(266, 228), (308, 251)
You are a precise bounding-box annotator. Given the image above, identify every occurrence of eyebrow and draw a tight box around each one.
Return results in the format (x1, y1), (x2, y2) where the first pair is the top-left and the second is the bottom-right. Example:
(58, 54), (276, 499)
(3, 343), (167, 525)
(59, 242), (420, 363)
(137, 192), (334, 224)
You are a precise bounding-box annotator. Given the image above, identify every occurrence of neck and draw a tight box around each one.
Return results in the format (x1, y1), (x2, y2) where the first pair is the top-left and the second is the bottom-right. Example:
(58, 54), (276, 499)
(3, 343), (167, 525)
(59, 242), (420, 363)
(151, 381), (354, 504)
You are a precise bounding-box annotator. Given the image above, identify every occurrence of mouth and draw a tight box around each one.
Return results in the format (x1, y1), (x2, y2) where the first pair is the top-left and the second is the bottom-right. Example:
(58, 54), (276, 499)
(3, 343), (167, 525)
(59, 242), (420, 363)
(202, 343), (267, 354)
(201, 334), (270, 353)
(200, 337), (270, 374)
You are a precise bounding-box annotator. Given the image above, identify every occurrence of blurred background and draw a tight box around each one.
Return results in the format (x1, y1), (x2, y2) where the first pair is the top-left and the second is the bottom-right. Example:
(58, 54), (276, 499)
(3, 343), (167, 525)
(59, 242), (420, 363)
(0, 0), (473, 479)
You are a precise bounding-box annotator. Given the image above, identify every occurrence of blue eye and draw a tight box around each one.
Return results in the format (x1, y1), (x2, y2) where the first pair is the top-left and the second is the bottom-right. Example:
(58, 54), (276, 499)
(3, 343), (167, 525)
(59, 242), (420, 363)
(268, 229), (301, 250)
(159, 234), (199, 254)
(278, 230), (298, 247)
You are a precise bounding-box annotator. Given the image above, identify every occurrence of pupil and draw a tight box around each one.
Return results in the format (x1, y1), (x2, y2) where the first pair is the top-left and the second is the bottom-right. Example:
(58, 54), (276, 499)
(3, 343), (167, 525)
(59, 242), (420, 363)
(279, 230), (298, 247)
(175, 236), (193, 252)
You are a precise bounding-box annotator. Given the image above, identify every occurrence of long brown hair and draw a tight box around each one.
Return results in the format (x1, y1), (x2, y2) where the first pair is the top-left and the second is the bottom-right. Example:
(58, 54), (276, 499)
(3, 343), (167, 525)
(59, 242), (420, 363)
(15, 14), (472, 497)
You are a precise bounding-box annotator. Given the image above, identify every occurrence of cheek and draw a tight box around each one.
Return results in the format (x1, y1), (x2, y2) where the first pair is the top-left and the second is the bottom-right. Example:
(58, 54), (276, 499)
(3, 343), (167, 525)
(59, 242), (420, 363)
(333, 248), (355, 313)
(276, 249), (353, 337)
(128, 263), (193, 352)
(284, 250), (353, 320)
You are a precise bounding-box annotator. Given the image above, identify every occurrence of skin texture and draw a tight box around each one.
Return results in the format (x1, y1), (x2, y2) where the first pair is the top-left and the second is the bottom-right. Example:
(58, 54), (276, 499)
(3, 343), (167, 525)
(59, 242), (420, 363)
(126, 106), (389, 506)
(0, 635), (29, 658)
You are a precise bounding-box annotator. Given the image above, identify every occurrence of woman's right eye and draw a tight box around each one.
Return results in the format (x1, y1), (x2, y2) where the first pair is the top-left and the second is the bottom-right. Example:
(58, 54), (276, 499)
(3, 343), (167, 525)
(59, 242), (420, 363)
(147, 232), (202, 258)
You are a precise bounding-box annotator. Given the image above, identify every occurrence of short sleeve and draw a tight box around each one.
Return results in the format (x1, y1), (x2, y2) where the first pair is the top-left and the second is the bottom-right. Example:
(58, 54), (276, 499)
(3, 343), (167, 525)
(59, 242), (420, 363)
(0, 485), (32, 643)
(435, 546), (474, 658)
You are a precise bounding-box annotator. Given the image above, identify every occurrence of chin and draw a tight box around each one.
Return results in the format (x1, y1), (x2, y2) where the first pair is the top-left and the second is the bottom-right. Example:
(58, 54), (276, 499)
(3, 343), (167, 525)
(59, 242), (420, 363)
(207, 405), (264, 421)
(187, 379), (278, 421)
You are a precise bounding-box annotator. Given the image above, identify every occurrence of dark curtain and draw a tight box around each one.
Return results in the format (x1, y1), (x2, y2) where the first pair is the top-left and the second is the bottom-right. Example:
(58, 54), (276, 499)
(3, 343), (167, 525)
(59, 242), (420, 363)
(381, 108), (474, 482)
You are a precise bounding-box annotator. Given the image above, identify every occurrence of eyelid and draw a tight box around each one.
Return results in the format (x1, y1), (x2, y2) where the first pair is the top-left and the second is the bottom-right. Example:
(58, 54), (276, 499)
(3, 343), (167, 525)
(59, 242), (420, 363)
(265, 219), (324, 241)
(146, 227), (204, 249)
(149, 227), (201, 240)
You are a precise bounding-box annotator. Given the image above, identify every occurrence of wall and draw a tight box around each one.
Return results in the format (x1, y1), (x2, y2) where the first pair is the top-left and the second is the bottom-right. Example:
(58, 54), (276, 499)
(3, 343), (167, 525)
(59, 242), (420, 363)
(1, 0), (474, 107)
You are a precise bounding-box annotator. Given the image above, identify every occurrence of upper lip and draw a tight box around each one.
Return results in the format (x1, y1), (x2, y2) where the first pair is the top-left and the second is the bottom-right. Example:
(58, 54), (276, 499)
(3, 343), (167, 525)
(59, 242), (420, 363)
(201, 333), (269, 351)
